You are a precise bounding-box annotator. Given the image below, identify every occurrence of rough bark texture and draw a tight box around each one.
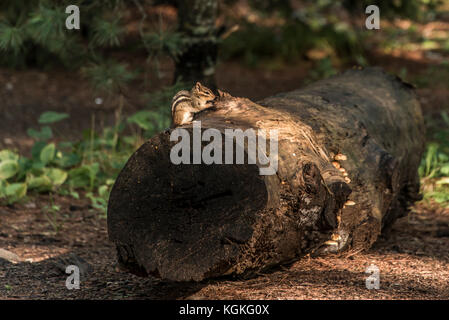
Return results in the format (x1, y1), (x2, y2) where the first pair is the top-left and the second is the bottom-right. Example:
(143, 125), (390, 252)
(174, 0), (218, 88)
(107, 68), (425, 282)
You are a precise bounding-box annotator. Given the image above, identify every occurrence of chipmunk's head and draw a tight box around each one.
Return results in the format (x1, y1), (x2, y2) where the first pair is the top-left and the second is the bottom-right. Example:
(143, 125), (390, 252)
(191, 82), (216, 109)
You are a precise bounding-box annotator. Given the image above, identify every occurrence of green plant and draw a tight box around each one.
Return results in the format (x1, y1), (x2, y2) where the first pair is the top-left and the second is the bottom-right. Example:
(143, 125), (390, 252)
(43, 195), (62, 233)
(0, 112), (70, 204)
(0, 1), (184, 83)
(306, 57), (338, 82)
(0, 2), (193, 216)
(220, 1), (365, 67)
(82, 61), (137, 93)
(0, 81), (184, 211)
(420, 111), (449, 207)
(130, 79), (188, 137)
(86, 181), (114, 217)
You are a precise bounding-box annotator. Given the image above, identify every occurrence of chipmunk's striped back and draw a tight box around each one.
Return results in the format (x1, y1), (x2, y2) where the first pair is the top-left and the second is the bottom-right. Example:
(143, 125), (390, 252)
(171, 90), (192, 117)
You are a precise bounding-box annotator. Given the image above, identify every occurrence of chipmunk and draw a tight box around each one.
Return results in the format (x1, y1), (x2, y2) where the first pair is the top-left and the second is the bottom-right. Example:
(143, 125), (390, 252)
(171, 82), (216, 126)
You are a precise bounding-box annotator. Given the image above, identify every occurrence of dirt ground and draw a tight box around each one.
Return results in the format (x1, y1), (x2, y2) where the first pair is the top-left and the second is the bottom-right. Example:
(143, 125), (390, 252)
(0, 196), (448, 300)
(1, 47), (449, 299)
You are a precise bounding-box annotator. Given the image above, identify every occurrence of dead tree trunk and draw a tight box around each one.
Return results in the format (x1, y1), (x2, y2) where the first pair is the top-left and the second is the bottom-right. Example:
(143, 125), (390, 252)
(107, 68), (425, 281)
(174, 0), (218, 88)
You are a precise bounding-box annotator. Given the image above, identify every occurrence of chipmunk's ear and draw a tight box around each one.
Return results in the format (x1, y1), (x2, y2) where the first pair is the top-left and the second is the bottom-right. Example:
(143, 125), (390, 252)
(218, 89), (231, 98)
(195, 82), (202, 90)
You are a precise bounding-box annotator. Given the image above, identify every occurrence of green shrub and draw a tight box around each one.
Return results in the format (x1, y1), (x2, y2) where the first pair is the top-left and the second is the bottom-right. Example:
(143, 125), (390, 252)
(0, 81), (184, 213)
(420, 111), (449, 207)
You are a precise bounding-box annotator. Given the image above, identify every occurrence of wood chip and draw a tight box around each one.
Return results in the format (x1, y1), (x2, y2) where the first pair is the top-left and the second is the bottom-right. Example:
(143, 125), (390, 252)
(335, 153), (347, 161)
(331, 234), (341, 241)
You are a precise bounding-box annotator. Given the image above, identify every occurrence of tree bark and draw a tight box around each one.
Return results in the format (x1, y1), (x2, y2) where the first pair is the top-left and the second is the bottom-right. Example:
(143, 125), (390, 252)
(174, 0), (218, 88)
(107, 68), (425, 281)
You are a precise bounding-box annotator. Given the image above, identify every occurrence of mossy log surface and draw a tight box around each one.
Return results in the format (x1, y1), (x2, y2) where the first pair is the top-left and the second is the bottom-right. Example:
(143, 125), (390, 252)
(107, 68), (425, 281)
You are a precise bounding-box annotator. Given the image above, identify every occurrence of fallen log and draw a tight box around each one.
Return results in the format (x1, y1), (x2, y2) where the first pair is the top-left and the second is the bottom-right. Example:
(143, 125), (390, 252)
(107, 68), (425, 281)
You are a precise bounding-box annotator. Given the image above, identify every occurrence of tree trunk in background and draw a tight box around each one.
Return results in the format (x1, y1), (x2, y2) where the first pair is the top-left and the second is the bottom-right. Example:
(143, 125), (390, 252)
(108, 68), (425, 282)
(174, 0), (218, 88)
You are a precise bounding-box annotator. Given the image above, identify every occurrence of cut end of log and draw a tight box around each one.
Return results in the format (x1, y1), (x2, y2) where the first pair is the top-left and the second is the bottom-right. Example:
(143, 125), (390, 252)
(107, 133), (273, 281)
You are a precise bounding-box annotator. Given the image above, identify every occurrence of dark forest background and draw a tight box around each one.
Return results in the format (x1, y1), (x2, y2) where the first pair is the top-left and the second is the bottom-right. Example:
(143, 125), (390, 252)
(0, 0), (448, 211)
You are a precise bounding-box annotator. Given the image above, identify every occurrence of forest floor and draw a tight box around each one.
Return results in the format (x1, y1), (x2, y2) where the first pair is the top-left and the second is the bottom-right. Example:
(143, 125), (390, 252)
(0, 195), (448, 299)
(1, 25), (449, 298)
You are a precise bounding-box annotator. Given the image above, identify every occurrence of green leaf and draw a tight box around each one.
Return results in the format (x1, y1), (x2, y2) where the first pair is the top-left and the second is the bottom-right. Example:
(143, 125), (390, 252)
(27, 175), (52, 192)
(45, 168), (68, 186)
(68, 164), (100, 189)
(55, 153), (81, 168)
(424, 143), (438, 177)
(27, 126), (53, 140)
(0, 160), (19, 180)
(436, 177), (449, 185)
(85, 163), (100, 188)
(438, 153), (449, 163)
(38, 112), (69, 124)
(0, 180), (6, 197)
(70, 190), (80, 199)
(0, 22), (25, 54)
(0, 150), (19, 162)
(123, 135), (137, 145)
(435, 194), (449, 203)
(16, 157), (32, 181)
(98, 185), (109, 198)
(31, 161), (45, 170)
(421, 40), (439, 50)
(40, 143), (56, 165)
(27, 4), (67, 45)
(127, 111), (154, 131)
(86, 191), (108, 214)
(31, 141), (47, 161)
(440, 164), (449, 176)
(91, 17), (124, 47)
(68, 167), (91, 188)
(5, 183), (27, 202)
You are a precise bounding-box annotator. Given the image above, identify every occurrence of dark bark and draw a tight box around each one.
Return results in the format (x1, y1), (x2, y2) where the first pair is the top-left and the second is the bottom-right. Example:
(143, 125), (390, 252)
(107, 68), (425, 281)
(174, 0), (218, 88)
